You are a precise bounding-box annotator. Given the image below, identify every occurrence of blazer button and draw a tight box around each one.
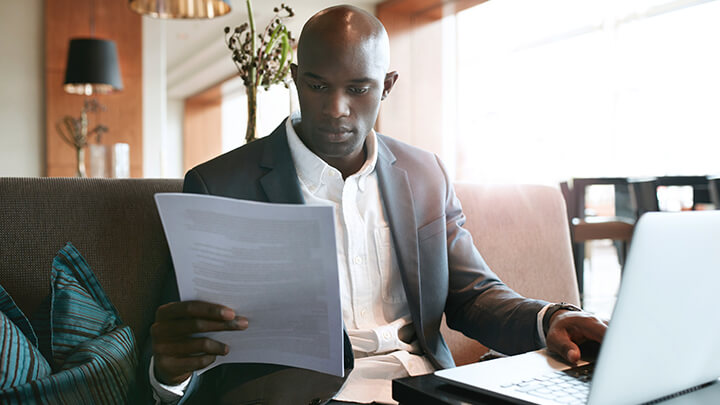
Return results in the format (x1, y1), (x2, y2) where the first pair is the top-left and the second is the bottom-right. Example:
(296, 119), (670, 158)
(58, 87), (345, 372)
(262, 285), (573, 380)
(308, 398), (323, 405)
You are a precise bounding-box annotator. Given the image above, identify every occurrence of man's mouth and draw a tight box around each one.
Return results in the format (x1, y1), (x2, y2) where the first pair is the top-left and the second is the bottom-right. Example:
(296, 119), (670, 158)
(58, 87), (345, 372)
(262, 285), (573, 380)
(317, 126), (353, 141)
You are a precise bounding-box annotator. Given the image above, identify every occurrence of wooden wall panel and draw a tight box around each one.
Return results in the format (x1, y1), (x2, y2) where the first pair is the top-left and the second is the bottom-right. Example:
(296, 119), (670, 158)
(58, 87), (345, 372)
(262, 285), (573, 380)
(376, 0), (488, 153)
(377, 0), (487, 20)
(45, 0), (143, 177)
(374, 7), (413, 142)
(183, 84), (223, 173)
(376, 1), (443, 150)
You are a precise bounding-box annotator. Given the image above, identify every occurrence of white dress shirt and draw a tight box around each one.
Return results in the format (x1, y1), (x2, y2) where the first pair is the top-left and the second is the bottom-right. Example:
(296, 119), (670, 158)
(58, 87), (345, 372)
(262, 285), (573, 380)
(149, 113), (552, 404)
(285, 113), (435, 404)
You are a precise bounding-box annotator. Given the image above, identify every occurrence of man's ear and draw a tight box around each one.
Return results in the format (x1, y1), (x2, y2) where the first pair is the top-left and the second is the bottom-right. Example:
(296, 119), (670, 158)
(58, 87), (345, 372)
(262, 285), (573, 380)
(381, 71), (399, 100)
(290, 63), (299, 84)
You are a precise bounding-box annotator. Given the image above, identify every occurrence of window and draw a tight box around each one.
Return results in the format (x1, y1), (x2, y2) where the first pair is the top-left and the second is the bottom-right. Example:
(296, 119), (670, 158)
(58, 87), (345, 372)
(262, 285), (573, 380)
(220, 77), (298, 152)
(454, 0), (720, 184)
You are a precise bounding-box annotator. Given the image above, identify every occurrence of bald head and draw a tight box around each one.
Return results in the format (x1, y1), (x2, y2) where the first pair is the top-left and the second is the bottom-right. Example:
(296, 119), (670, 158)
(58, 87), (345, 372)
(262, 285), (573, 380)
(297, 5), (390, 72)
(290, 5), (398, 178)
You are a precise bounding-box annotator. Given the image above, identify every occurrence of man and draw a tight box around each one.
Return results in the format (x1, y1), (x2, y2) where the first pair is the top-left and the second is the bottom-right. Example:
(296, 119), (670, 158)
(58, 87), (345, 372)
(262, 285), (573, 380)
(148, 5), (606, 404)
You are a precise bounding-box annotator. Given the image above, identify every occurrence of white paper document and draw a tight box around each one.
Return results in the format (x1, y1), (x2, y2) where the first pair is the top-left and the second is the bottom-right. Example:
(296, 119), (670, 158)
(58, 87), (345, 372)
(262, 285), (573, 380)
(154, 193), (344, 377)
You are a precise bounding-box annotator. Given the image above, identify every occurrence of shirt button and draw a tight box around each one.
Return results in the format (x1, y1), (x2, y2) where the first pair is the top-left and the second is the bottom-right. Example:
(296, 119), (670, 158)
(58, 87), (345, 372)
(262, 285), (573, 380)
(353, 256), (362, 265)
(383, 331), (392, 340)
(360, 308), (367, 317)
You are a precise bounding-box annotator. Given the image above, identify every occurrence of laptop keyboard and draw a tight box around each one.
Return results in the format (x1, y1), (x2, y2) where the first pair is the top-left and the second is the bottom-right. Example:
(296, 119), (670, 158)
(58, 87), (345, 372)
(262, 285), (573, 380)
(502, 363), (595, 404)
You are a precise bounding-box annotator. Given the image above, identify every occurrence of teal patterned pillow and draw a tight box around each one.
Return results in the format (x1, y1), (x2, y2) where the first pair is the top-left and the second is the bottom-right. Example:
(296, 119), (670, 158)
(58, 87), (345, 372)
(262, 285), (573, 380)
(49, 243), (119, 369)
(0, 242), (138, 404)
(0, 287), (52, 389)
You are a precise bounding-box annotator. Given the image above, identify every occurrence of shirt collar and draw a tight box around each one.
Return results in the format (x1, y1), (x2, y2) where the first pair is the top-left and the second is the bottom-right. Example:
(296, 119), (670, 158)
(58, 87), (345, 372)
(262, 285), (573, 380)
(285, 112), (378, 192)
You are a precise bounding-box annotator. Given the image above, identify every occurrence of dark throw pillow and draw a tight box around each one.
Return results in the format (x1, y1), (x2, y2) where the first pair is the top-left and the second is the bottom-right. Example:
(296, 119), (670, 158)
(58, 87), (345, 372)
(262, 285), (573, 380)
(0, 242), (138, 404)
(0, 287), (52, 390)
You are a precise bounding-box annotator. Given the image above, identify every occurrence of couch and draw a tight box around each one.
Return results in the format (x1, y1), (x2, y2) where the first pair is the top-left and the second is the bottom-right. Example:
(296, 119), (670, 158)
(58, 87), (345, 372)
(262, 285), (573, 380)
(0, 177), (579, 387)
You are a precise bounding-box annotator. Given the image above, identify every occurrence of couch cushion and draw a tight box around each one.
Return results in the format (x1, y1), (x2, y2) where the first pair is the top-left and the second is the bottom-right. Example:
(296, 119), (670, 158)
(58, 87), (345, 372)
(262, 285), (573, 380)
(0, 177), (183, 348)
(441, 183), (580, 366)
(454, 183), (578, 304)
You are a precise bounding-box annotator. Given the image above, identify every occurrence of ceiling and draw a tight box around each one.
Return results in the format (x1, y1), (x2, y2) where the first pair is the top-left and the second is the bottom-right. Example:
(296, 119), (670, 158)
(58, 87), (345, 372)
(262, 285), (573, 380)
(163, 0), (383, 97)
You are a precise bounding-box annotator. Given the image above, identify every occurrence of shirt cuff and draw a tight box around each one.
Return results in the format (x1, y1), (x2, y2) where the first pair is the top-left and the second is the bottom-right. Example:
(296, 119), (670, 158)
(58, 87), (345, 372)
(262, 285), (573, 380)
(149, 356), (192, 404)
(536, 303), (553, 347)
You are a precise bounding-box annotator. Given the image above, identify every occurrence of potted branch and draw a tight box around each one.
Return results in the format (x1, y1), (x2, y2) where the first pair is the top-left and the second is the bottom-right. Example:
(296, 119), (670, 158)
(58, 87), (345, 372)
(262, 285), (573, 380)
(55, 99), (108, 177)
(225, 1), (296, 144)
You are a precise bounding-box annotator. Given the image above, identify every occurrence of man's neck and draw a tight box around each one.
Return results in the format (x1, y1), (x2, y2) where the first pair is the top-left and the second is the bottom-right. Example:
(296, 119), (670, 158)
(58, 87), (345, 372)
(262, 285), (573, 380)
(326, 146), (368, 180)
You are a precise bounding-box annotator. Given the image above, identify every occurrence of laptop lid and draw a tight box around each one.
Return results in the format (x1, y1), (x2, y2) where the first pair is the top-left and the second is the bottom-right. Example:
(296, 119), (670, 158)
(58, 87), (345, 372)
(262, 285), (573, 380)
(588, 210), (720, 404)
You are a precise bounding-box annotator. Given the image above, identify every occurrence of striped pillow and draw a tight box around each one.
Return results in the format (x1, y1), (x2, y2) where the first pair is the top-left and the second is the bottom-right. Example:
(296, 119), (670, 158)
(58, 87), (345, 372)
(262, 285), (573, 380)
(0, 242), (138, 404)
(49, 243), (119, 369)
(0, 286), (52, 389)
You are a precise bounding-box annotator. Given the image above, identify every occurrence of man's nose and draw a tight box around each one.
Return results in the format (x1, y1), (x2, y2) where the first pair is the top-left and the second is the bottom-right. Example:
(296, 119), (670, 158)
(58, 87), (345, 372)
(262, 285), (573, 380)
(322, 90), (350, 118)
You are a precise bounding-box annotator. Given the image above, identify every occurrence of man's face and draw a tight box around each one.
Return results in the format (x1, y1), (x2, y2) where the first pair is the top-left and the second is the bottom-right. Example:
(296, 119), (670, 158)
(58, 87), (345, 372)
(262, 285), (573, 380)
(292, 38), (393, 168)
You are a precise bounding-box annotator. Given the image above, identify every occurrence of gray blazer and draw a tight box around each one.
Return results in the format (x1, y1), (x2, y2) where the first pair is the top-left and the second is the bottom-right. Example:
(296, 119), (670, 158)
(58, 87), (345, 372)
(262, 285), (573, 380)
(176, 119), (548, 404)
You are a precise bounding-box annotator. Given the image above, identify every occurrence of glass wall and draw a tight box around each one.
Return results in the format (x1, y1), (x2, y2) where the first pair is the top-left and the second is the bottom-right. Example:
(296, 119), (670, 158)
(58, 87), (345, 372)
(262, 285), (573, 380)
(455, 0), (720, 184)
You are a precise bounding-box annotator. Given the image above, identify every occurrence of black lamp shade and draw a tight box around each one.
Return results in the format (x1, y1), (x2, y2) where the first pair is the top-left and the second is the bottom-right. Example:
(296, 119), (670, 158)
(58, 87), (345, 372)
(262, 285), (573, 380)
(128, 0), (231, 19)
(63, 38), (123, 96)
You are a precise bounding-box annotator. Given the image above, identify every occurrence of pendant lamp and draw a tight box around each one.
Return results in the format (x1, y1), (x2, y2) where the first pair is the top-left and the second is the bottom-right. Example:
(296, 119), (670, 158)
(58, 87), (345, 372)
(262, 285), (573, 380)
(63, 38), (123, 96)
(128, 0), (232, 19)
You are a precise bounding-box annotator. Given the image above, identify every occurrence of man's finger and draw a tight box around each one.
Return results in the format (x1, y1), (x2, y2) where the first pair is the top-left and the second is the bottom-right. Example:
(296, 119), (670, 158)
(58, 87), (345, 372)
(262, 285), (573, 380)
(565, 346), (581, 364)
(153, 337), (229, 356)
(571, 315), (607, 342)
(152, 316), (248, 338)
(548, 313), (608, 364)
(548, 331), (581, 364)
(155, 300), (236, 322)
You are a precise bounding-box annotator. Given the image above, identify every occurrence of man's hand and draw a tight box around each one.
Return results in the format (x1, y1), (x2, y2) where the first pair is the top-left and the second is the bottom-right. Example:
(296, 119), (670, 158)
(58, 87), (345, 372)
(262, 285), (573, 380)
(151, 300), (249, 385)
(545, 310), (607, 364)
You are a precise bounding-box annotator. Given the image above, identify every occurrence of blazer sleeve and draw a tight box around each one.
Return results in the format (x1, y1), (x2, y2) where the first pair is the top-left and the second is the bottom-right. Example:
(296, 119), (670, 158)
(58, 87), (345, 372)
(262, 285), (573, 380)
(183, 169), (210, 194)
(439, 156), (548, 355)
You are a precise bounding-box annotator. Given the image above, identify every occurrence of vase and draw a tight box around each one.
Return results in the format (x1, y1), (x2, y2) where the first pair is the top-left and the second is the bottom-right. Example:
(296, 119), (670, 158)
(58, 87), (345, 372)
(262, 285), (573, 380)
(89, 144), (108, 178)
(111, 143), (130, 178)
(76, 147), (87, 178)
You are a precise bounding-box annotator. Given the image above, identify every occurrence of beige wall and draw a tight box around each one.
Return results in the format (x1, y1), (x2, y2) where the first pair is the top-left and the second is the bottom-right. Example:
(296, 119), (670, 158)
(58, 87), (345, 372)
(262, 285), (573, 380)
(0, 1), (44, 176)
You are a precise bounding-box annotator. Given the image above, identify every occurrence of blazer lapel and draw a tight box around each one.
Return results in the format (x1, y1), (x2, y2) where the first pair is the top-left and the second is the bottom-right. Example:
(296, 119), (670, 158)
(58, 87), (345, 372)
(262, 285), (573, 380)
(258, 121), (305, 204)
(375, 136), (423, 328)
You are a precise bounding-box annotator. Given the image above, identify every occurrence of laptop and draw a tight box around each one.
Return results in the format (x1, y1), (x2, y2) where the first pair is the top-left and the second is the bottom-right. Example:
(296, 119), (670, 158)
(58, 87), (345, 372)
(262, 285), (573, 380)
(435, 210), (720, 405)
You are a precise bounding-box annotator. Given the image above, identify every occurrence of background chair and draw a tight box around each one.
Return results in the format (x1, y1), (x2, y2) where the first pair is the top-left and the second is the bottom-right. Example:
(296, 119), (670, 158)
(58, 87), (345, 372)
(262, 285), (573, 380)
(628, 177), (660, 218)
(441, 183), (580, 366)
(658, 176), (714, 209)
(559, 179), (634, 300)
(709, 176), (720, 208)
(629, 176), (715, 217)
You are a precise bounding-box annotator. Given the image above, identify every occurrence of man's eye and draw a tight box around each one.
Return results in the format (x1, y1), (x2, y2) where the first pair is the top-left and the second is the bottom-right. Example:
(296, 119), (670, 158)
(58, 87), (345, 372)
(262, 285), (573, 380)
(349, 87), (369, 95)
(309, 83), (327, 91)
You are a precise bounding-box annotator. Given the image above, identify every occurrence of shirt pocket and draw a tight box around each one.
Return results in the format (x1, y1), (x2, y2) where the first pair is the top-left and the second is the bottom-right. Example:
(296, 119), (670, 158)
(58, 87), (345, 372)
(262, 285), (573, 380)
(374, 226), (406, 304)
